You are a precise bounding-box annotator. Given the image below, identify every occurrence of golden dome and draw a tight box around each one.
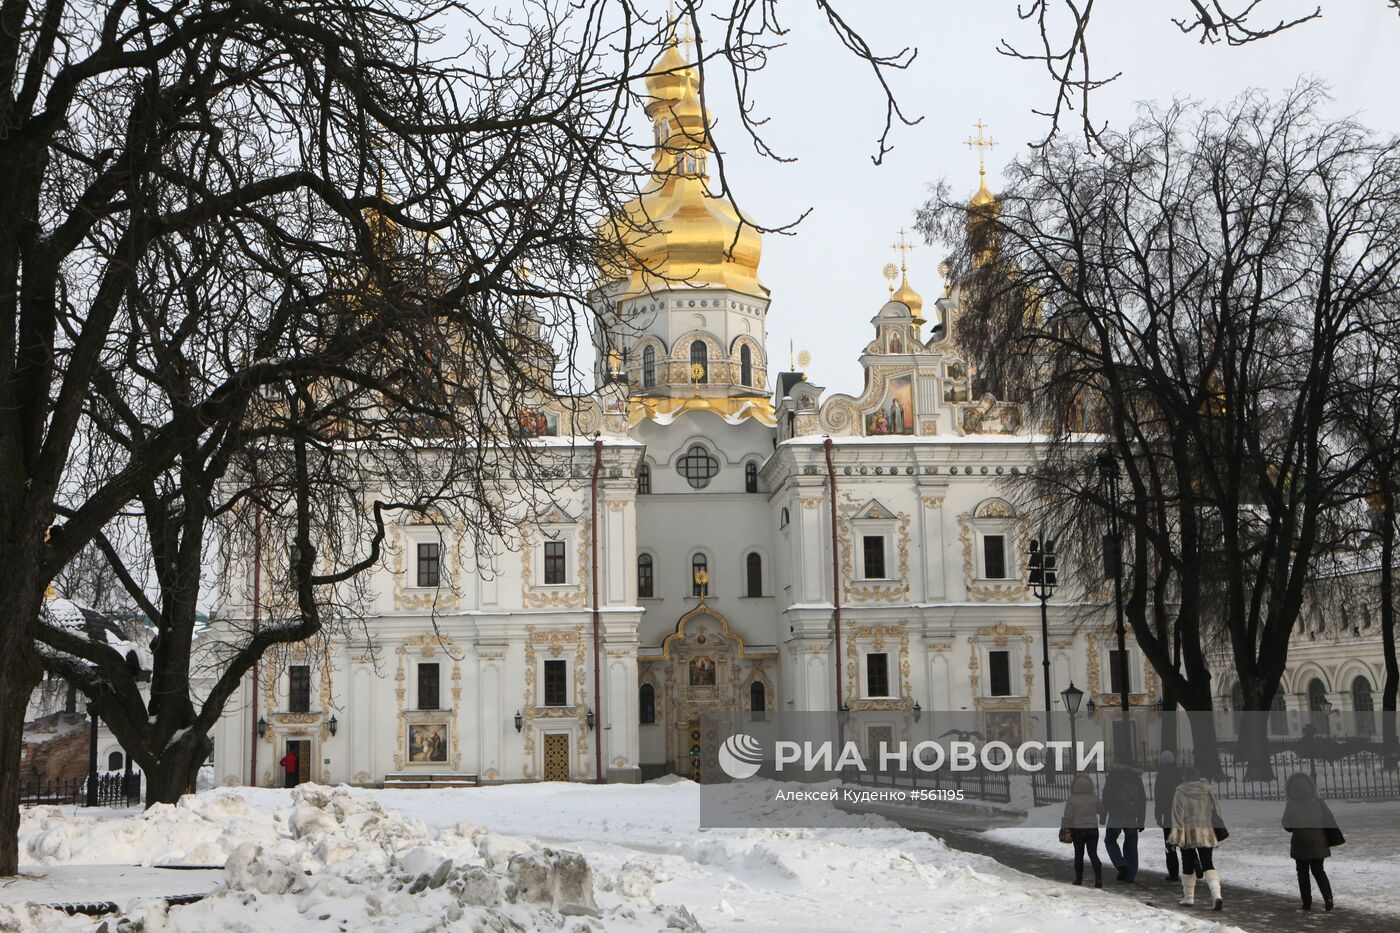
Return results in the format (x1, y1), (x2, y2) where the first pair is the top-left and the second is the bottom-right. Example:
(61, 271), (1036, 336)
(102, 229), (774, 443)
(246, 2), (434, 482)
(600, 23), (766, 299)
(891, 272), (923, 323)
(969, 168), (1000, 212)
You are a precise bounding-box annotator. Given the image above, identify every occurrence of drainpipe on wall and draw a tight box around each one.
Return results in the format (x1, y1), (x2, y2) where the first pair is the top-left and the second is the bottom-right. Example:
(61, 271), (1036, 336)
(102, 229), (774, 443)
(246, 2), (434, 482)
(591, 439), (605, 783)
(823, 438), (844, 718)
(249, 505), (262, 787)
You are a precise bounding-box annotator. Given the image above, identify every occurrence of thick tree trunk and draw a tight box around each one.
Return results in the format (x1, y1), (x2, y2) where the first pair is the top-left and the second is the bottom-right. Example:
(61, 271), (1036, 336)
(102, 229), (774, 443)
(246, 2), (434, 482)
(0, 648), (43, 876)
(1379, 506), (1397, 770)
(1182, 697), (1223, 779)
(143, 732), (211, 807)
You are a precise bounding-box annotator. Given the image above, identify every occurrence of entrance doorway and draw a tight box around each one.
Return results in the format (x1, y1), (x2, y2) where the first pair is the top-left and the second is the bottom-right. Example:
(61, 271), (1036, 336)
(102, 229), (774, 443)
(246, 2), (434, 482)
(285, 738), (312, 786)
(543, 733), (570, 781)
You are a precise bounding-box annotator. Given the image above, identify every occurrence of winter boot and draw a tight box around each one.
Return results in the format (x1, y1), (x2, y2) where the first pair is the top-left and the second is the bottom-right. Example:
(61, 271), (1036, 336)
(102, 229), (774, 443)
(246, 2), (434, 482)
(1204, 869), (1223, 911)
(1178, 873), (1196, 907)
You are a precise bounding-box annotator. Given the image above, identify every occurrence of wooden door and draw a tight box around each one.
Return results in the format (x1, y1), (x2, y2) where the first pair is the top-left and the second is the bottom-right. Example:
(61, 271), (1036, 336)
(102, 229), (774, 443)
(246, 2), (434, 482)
(288, 739), (312, 785)
(543, 733), (570, 781)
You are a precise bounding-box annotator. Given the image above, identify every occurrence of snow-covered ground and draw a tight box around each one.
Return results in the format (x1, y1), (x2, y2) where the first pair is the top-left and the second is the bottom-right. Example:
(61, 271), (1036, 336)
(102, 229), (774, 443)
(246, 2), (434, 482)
(986, 800), (1400, 916)
(1, 780), (1244, 932)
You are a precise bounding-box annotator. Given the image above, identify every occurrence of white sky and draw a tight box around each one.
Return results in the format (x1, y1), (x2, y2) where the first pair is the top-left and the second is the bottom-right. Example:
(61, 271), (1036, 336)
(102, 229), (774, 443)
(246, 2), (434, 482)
(689, 1), (1400, 397)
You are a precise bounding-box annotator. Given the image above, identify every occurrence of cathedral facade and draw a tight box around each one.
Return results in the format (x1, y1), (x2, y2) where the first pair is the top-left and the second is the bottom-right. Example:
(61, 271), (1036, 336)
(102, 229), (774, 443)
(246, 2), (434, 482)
(210, 35), (1145, 788)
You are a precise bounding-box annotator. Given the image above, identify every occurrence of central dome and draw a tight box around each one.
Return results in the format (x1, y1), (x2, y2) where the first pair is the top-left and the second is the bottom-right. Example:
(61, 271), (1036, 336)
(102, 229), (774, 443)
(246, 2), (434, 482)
(603, 28), (766, 299)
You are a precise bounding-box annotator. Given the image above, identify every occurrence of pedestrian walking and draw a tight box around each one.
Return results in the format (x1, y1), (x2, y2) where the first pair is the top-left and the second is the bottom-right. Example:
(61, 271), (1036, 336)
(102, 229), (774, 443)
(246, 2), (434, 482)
(1060, 773), (1103, 887)
(279, 747), (299, 788)
(1169, 767), (1226, 910)
(1154, 750), (1182, 881)
(1100, 752), (1147, 882)
(1283, 772), (1342, 912)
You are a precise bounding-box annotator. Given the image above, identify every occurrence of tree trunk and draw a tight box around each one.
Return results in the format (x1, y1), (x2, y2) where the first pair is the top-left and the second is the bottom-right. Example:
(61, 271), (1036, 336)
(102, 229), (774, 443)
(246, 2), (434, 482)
(1380, 500), (1397, 771)
(0, 649), (43, 876)
(1184, 703), (1223, 779)
(143, 732), (211, 807)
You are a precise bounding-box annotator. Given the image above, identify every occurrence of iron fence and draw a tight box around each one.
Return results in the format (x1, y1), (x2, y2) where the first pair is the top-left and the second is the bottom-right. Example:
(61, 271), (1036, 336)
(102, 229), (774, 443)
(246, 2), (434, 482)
(1032, 750), (1400, 807)
(20, 772), (142, 808)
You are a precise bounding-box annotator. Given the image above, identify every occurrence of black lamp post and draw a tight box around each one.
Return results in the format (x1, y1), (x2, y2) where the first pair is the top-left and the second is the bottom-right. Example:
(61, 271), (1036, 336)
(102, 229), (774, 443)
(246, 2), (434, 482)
(1029, 531), (1058, 744)
(1097, 453), (1133, 758)
(1061, 682), (1084, 762)
(85, 702), (99, 807)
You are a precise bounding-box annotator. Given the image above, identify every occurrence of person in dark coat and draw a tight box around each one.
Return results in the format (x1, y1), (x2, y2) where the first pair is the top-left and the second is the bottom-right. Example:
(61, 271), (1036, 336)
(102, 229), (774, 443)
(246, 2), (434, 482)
(1061, 773), (1103, 887)
(1283, 772), (1337, 911)
(1154, 751), (1182, 881)
(1101, 754), (1147, 882)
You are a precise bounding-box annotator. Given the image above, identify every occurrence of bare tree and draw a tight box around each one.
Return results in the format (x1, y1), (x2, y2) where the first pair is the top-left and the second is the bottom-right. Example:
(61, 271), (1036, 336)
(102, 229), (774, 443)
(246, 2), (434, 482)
(919, 85), (1400, 773)
(0, 0), (915, 875)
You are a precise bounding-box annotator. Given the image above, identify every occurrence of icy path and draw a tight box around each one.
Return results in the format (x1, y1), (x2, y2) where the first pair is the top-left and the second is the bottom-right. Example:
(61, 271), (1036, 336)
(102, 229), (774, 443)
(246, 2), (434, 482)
(4, 780), (1241, 931)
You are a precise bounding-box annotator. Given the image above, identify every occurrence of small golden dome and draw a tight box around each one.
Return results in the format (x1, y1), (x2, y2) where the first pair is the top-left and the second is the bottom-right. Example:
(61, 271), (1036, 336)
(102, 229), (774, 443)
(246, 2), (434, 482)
(969, 169), (1000, 212)
(891, 272), (923, 323)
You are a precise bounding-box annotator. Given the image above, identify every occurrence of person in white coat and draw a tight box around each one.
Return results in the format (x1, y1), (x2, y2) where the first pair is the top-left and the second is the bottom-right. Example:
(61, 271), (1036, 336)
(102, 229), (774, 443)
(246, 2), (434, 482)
(1168, 767), (1226, 910)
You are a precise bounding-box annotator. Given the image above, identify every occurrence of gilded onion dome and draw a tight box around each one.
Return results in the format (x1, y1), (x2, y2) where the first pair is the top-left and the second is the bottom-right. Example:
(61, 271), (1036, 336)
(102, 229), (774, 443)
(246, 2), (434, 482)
(600, 23), (766, 298)
(891, 271), (924, 324)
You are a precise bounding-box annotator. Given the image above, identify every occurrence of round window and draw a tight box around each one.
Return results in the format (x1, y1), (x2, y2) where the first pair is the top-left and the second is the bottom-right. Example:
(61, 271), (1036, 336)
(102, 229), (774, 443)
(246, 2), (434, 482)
(676, 445), (720, 489)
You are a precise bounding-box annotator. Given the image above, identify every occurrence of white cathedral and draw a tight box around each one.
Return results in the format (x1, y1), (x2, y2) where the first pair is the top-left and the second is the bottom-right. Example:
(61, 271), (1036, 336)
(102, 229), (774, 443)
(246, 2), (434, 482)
(210, 34), (1148, 789)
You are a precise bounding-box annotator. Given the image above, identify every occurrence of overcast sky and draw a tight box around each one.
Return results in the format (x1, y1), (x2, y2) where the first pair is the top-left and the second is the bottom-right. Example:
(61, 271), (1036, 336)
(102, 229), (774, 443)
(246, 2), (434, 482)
(687, 1), (1400, 397)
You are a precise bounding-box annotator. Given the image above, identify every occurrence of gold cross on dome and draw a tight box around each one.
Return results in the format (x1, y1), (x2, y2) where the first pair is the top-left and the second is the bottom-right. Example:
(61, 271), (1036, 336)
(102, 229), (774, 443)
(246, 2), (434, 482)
(965, 119), (998, 173)
(890, 228), (914, 272)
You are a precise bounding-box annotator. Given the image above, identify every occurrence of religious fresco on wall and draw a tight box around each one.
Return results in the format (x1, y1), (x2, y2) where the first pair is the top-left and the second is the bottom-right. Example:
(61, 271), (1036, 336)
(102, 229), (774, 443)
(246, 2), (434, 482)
(984, 711), (1023, 747)
(688, 655), (716, 686)
(407, 723), (449, 763)
(517, 407), (559, 437)
(864, 374), (914, 435)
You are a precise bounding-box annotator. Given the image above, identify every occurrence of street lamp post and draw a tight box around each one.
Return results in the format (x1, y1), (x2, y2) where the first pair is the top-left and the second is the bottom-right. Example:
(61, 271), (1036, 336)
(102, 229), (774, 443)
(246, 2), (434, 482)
(1029, 533), (1058, 745)
(86, 702), (99, 807)
(1061, 682), (1084, 768)
(1098, 453), (1133, 759)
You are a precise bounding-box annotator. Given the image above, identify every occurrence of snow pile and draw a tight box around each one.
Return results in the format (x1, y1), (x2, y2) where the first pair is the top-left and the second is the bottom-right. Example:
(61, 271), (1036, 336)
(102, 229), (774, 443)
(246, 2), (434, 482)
(6, 781), (1245, 931)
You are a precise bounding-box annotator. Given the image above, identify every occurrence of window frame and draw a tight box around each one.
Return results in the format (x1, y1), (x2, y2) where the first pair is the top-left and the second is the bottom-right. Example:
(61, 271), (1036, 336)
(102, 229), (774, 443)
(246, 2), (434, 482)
(543, 659), (569, 707)
(744, 460), (759, 493)
(987, 649), (1013, 698)
(676, 444), (719, 489)
(749, 680), (766, 720)
(981, 534), (1008, 580)
(1108, 648), (1132, 696)
(745, 551), (763, 597)
(639, 682), (656, 724)
(416, 541), (442, 588)
(637, 463), (651, 494)
(691, 552), (709, 597)
(637, 553), (655, 599)
(865, 652), (891, 698)
(543, 539), (568, 585)
(288, 664), (312, 713)
(689, 340), (708, 382)
(642, 345), (657, 388)
(740, 344), (753, 386)
(417, 662), (441, 711)
(861, 534), (888, 581)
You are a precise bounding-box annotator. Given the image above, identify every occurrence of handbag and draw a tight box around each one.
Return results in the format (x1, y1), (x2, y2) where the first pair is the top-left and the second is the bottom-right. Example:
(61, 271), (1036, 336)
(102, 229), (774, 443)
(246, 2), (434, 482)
(1059, 827), (1074, 844)
(1210, 799), (1229, 842)
(1324, 825), (1345, 847)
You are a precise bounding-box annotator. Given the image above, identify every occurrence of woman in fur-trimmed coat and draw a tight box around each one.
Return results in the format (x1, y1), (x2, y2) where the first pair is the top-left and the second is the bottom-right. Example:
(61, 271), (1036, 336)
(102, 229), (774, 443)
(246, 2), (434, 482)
(1169, 768), (1225, 910)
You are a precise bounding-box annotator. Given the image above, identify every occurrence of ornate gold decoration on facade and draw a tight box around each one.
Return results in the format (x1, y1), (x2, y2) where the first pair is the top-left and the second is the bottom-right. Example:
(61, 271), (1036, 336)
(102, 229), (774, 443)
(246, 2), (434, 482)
(521, 626), (590, 779)
(836, 502), (911, 603)
(845, 622), (912, 712)
(389, 520), (465, 612)
(799, 497), (824, 509)
(958, 512), (1032, 602)
(520, 517), (591, 609)
(627, 393), (776, 427)
(920, 496), (945, 509)
(967, 622), (1035, 710)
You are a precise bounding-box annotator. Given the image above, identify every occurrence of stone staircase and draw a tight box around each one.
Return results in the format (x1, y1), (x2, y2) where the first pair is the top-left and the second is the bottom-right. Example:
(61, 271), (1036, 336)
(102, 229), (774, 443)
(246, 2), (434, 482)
(381, 772), (479, 790)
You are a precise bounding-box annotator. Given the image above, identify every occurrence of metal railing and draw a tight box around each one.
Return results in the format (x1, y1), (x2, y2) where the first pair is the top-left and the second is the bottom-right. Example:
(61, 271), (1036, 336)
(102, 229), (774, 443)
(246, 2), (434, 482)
(842, 763), (1012, 804)
(20, 772), (142, 808)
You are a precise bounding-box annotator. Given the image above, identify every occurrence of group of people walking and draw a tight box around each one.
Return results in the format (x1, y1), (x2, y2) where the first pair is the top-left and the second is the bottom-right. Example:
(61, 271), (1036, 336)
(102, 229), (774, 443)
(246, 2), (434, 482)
(1060, 751), (1342, 912)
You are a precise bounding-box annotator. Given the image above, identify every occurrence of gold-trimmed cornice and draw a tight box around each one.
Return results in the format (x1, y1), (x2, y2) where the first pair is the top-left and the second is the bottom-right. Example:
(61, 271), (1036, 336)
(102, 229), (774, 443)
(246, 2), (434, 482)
(656, 597), (777, 659)
(627, 394), (775, 427)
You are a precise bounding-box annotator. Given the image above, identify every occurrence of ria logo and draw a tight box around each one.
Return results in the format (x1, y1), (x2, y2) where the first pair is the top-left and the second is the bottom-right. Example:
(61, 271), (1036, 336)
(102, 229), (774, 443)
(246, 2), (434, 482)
(718, 733), (764, 780)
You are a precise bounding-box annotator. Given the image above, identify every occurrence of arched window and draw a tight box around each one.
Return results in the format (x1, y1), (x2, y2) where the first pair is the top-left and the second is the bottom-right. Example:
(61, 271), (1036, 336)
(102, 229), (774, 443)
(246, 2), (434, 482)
(637, 554), (654, 598)
(744, 461), (758, 493)
(750, 681), (766, 721)
(746, 552), (763, 597)
(780, 507), (790, 528)
(740, 345), (753, 386)
(637, 463), (651, 495)
(676, 444), (719, 489)
(1353, 676), (1375, 735)
(1308, 678), (1329, 734)
(107, 750), (123, 771)
(642, 345), (656, 388)
(689, 340), (707, 382)
(639, 683), (656, 724)
(691, 553), (709, 597)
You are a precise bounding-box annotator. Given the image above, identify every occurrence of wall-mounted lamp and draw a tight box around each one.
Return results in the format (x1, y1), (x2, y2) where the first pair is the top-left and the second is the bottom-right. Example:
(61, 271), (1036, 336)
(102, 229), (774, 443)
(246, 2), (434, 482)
(513, 710), (523, 733)
(256, 716), (268, 739)
(912, 701), (922, 723)
(586, 709), (596, 731)
(327, 715), (338, 737)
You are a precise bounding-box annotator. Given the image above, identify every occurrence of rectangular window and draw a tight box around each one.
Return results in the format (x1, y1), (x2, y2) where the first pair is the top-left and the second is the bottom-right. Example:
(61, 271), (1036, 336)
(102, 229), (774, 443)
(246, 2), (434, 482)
(543, 660), (567, 707)
(418, 663), (440, 711)
(416, 542), (441, 588)
(866, 653), (891, 697)
(988, 650), (1012, 697)
(862, 535), (886, 579)
(1109, 649), (1130, 695)
(544, 540), (566, 585)
(983, 535), (1006, 579)
(288, 665), (311, 713)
